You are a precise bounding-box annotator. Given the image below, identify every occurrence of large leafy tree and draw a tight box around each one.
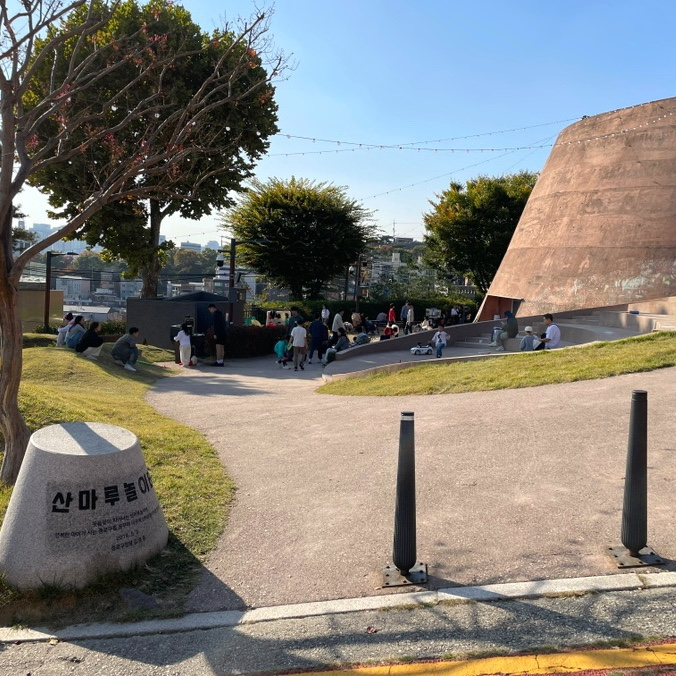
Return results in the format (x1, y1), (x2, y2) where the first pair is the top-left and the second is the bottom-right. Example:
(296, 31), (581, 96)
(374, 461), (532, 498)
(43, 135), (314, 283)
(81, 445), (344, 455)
(423, 171), (538, 294)
(28, 0), (280, 297)
(0, 0), (283, 483)
(223, 177), (375, 299)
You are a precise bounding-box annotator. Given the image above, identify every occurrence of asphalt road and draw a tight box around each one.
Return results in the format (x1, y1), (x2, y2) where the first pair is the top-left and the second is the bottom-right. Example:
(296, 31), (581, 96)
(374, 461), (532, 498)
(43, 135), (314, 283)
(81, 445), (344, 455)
(3, 587), (676, 674)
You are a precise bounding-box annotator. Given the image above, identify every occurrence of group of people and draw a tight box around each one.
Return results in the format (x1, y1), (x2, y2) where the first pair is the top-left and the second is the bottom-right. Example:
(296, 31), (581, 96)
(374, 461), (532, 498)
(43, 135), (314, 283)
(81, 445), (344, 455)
(56, 313), (141, 372)
(273, 307), (360, 371)
(491, 311), (561, 352)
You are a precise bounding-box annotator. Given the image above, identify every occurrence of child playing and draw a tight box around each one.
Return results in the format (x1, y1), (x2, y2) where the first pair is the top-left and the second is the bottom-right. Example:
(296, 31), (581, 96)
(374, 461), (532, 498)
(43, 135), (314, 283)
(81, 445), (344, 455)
(174, 322), (193, 366)
(432, 326), (450, 358)
(274, 335), (292, 368)
(519, 326), (539, 351)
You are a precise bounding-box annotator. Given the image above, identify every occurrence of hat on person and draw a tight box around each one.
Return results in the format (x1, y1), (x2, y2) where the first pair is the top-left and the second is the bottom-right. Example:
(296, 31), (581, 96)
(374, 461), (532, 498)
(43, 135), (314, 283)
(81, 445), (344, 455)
(525, 326), (533, 332)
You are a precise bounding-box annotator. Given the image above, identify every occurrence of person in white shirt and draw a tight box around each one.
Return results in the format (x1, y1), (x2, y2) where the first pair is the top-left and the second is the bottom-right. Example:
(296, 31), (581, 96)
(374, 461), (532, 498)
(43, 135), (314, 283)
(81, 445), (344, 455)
(321, 304), (330, 326)
(404, 302), (415, 335)
(534, 314), (561, 350)
(290, 321), (307, 371)
(432, 327), (450, 358)
(173, 322), (193, 367)
(331, 309), (345, 341)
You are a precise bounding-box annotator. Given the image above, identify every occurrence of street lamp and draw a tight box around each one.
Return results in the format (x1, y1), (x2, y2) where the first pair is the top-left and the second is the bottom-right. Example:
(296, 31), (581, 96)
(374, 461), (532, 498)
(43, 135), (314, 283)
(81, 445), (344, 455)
(43, 251), (78, 329)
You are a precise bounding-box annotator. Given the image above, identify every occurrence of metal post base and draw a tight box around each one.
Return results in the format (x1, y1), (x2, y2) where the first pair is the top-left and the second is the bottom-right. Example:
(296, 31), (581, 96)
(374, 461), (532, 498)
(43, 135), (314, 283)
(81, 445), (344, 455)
(608, 545), (664, 568)
(383, 562), (428, 587)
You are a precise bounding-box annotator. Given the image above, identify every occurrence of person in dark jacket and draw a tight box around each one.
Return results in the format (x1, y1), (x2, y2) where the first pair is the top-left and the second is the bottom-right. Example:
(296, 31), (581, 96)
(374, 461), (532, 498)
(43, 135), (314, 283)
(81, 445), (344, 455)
(492, 310), (518, 352)
(75, 321), (104, 360)
(307, 314), (328, 364)
(208, 303), (227, 366)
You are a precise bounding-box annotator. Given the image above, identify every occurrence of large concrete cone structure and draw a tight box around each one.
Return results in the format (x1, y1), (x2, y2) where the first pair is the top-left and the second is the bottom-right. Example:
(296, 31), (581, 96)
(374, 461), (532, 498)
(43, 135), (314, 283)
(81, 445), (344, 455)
(479, 97), (676, 321)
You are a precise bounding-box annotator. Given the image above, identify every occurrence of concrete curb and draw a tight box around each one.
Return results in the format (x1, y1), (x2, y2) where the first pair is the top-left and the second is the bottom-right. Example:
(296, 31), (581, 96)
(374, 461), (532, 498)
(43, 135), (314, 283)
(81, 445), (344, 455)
(2, 570), (674, 644)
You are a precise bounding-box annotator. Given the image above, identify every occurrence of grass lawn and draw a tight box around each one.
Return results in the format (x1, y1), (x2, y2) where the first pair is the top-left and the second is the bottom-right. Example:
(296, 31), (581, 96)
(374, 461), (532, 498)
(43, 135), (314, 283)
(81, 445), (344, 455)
(0, 342), (233, 627)
(318, 332), (676, 396)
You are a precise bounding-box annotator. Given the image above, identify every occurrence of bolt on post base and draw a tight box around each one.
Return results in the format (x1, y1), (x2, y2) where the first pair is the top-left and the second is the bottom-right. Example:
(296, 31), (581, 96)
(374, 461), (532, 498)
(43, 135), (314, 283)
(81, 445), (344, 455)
(608, 545), (664, 568)
(383, 562), (428, 587)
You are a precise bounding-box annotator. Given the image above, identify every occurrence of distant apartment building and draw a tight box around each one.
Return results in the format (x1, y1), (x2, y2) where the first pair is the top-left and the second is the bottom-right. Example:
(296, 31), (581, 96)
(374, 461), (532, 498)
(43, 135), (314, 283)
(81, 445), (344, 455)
(119, 280), (143, 300)
(55, 275), (91, 301)
(180, 241), (202, 252)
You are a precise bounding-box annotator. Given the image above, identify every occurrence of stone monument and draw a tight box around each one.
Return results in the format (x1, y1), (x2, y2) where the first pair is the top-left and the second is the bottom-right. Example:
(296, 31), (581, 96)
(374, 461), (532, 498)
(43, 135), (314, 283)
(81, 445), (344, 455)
(0, 422), (169, 589)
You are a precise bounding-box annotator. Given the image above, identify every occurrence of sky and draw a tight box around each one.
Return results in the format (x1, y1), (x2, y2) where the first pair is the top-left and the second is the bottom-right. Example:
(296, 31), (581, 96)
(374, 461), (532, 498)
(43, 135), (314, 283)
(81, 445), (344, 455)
(19, 0), (676, 246)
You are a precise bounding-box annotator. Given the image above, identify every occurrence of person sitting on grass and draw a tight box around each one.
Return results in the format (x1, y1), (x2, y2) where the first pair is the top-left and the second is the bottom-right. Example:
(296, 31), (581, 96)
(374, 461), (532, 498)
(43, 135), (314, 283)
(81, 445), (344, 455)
(65, 315), (86, 349)
(111, 327), (141, 372)
(56, 312), (74, 346)
(75, 321), (104, 360)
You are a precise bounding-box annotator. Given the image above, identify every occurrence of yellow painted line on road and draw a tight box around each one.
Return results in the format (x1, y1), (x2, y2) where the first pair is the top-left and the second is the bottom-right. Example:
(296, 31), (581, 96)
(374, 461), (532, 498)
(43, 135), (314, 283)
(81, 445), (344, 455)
(301, 642), (676, 675)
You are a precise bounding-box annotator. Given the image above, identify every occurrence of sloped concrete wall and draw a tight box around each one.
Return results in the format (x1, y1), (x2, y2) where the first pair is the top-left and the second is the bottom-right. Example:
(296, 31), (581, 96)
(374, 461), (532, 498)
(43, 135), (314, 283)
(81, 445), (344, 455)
(480, 97), (676, 319)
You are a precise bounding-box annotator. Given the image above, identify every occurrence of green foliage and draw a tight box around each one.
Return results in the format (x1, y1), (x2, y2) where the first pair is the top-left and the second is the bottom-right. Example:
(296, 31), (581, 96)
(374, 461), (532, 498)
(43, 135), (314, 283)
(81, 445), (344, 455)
(223, 177), (377, 299)
(99, 320), (127, 335)
(319, 331), (676, 396)
(0, 345), (232, 625)
(423, 171), (538, 294)
(25, 0), (280, 297)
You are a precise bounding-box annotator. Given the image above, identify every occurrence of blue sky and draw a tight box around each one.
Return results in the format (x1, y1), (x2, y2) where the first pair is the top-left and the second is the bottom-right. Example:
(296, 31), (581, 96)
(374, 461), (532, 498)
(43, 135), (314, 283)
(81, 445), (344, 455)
(22, 0), (676, 245)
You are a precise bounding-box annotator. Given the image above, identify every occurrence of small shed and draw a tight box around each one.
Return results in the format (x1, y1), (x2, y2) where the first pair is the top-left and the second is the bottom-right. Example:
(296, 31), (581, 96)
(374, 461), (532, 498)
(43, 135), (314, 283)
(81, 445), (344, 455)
(127, 292), (230, 350)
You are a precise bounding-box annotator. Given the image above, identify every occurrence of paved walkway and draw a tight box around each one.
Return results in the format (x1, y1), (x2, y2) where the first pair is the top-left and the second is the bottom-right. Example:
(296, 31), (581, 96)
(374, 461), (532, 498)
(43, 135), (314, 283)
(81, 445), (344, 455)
(145, 354), (676, 614)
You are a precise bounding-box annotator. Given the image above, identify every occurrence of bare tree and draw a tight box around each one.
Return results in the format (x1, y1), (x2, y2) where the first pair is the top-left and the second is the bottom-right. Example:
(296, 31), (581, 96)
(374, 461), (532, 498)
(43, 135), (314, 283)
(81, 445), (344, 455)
(0, 0), (285, 483)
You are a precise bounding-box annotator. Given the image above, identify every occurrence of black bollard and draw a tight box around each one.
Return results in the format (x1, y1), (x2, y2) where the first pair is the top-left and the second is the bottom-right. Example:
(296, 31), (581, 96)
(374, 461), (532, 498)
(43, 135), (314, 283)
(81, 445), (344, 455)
(384, 412), (428, 586)
(609, 390), (663, 568)
(393, 411), (417, 574)
(621, 390), (648, 556)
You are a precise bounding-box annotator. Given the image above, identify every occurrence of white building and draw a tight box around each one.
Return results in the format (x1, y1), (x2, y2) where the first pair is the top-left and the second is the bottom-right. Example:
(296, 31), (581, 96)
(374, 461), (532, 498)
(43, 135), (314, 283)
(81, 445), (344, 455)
(55, 275), (90, 301)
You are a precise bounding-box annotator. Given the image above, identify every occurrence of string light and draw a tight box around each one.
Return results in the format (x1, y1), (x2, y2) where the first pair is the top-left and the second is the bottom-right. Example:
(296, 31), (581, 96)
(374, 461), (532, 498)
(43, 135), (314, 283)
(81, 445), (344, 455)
(268, 109), (676, 157)
(273, 116), (580, 150)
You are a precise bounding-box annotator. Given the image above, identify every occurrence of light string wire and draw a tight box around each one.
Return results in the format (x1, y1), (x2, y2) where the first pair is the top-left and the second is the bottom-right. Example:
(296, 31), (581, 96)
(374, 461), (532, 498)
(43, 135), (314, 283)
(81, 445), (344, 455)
(169, 109), (676, 239)
(269, 110), (676, 157)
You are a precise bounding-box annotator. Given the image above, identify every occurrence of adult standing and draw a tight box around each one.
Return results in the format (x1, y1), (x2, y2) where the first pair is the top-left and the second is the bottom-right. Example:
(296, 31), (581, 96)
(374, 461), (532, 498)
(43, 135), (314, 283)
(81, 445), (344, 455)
(287, 306), (304, 329)
(534, 313), (561, 350)
(321, 304), (330, 326)
(308, 314), (328, 364)
(404, 302), (415, 335)
(208, 303), (227, 367)
(290, 320), (307, 371)
(331, 309), (345, 342)
(388, 303), (396, 325)
(400, 302), (409, 324)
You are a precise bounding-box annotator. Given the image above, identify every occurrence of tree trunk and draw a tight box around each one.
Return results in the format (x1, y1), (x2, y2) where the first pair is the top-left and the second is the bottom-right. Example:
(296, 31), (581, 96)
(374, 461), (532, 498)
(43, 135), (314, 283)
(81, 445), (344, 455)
(0, 248), (30, 484)
(140, 199), (164, 299)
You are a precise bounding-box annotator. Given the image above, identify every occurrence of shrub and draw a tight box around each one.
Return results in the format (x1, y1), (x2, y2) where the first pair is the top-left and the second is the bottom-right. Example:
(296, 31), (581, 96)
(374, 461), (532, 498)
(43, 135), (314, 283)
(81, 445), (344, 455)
(32, 324), (58, 334)
(99, 320), (126, 335)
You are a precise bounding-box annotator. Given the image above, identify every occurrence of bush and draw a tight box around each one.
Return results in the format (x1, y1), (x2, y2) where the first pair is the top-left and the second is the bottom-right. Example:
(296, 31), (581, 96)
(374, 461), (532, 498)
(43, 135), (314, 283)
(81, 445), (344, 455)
(32, 324), (58, 334)
(99, 320), (126, 335)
